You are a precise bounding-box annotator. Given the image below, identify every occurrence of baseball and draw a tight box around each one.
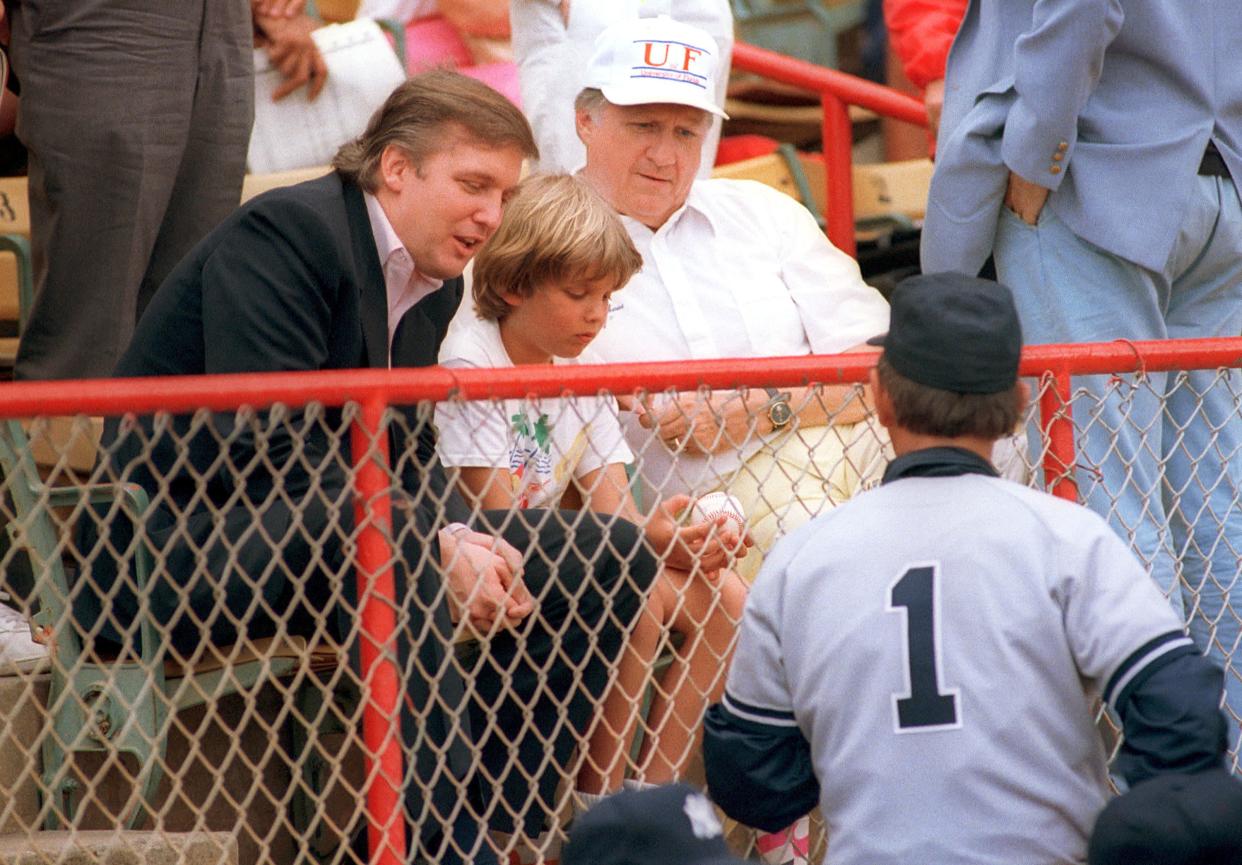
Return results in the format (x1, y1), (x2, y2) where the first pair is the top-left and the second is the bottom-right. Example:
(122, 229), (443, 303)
(691, 492), (747, 533)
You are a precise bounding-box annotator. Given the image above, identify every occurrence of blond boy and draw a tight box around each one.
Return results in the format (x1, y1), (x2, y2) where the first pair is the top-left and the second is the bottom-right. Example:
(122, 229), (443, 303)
(436, 173), (748, 809)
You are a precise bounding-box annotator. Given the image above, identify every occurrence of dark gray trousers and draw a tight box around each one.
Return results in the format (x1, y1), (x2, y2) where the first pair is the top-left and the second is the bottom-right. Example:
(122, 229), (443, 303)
(9, 0), (254, 379)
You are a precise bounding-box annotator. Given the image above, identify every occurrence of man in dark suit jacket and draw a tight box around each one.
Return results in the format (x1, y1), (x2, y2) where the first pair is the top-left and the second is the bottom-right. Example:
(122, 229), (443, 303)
(81, 71), (658, 864)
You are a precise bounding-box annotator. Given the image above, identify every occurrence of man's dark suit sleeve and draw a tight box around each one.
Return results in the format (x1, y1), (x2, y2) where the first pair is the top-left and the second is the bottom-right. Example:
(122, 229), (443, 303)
(199, 196), (345, 373)
(184, 195), (360, 492)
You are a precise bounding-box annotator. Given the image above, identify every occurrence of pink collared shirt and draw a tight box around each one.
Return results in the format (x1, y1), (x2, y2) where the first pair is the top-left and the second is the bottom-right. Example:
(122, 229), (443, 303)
(363, 192), (444, 367)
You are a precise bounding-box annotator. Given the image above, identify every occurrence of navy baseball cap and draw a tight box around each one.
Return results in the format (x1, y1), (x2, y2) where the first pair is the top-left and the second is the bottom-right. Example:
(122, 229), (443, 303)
(562, 783), (744, 865)
(867, 272), (1023, 394)
(1088, 770), (1242, 865)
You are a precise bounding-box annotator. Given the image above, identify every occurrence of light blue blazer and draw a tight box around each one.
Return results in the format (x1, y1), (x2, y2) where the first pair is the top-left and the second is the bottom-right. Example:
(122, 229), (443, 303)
(922, 1), (1242, 276)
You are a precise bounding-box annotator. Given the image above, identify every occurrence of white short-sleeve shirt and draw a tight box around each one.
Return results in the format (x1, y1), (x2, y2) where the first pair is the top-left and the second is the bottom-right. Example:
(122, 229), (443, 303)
(435, 316), (632, 509)
(584, 178), (890, 494)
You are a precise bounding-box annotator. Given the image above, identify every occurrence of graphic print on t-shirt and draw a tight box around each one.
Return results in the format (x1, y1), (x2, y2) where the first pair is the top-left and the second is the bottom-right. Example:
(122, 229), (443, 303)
(510, 411), (552, 508)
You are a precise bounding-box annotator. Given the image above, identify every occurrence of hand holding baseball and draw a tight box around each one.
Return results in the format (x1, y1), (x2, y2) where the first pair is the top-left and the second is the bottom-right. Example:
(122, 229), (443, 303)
(647, 493), (752, 577)
(687, 492), (754, 578)
(691, 492), (747, 533)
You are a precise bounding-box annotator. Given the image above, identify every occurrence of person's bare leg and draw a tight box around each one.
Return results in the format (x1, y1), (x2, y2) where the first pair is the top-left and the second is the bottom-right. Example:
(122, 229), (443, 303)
(576, 579), (671, 794)
(636, 569), (747, 783)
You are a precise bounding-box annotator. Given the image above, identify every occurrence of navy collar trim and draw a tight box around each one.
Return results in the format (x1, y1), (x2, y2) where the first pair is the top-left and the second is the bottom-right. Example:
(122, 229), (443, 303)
(882, 446), (1000, 484)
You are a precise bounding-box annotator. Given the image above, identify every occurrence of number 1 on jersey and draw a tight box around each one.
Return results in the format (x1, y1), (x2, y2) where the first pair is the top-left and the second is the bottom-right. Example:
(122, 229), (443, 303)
(888, 564), (960, 732)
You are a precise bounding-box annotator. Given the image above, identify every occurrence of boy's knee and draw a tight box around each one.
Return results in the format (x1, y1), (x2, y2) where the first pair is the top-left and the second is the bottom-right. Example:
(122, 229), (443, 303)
(720, 572), (749, 617)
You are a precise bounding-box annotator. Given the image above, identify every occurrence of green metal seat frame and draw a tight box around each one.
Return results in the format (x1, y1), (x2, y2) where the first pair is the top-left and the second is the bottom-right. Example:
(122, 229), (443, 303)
(732, 0), (868, 70)
(0, 232), (33, 332)
(0, 419), (301, 829)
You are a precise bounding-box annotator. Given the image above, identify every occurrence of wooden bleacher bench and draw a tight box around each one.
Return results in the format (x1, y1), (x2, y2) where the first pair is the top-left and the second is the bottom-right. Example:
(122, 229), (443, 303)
(0, 176), (31, 374)
(0, 254), (22, 372)
(240, 165), (332, 203)
(711, 148), (933, 232)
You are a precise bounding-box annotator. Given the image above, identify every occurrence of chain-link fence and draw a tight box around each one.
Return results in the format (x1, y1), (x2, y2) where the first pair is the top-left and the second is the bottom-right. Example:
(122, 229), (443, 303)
(0, 345), (1237, 865)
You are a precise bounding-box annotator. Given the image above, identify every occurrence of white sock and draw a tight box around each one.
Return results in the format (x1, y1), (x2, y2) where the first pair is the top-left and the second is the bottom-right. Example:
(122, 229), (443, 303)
(622, 778), (660, 792)
(572, 789), (610, 817)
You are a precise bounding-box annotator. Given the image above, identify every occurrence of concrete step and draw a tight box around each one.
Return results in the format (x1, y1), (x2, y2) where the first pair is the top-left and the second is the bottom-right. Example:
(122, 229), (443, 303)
(0, 673), (363, 865)
(0, 673), (47, 835)
(0, 831), (235, 865)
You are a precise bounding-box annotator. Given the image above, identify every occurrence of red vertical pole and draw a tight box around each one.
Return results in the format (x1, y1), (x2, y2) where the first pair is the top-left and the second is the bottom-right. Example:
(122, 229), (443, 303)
(1038, 368), (1080, 502)
(351, 396), (406, 865)
(821, 92), (856, 258)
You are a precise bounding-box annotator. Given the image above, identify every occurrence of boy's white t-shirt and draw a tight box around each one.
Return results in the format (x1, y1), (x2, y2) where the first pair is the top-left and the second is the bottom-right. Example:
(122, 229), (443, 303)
(435, 317), (633, 509)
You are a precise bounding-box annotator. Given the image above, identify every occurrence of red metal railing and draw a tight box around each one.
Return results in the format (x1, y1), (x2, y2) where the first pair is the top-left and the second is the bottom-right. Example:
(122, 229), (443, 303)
(351, 397), (405, 865)
(2, 337), (1238, 862)
(730, 41), (928, 257)
(7, 340), (1235, 416)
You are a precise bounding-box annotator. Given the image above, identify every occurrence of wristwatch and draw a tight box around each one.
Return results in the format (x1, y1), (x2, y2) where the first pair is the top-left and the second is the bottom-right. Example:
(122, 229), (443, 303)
(763, 387), (794, 430)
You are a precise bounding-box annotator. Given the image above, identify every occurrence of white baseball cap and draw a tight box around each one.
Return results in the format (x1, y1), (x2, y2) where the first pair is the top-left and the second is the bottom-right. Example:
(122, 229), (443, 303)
(583, 15), (729, 119)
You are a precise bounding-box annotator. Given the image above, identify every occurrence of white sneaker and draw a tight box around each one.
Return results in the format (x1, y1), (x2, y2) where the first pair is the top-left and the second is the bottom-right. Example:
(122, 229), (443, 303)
(0, 600), (49, 675)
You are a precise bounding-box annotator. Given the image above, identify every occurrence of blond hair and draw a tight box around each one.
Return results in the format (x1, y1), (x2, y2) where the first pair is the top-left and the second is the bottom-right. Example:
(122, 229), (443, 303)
(472, 174), (642, 320)
(334, 70), (537, 192)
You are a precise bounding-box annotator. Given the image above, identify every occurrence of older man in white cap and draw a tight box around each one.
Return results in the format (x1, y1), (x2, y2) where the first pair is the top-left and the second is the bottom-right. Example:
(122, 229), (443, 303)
(576, 15), (890, 584)
(510, 1), (733, 174)
(565, 14), (889, 865)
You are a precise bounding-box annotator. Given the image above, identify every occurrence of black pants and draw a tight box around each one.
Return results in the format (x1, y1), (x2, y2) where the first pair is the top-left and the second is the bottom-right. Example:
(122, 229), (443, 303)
(411, 508), (655, 861)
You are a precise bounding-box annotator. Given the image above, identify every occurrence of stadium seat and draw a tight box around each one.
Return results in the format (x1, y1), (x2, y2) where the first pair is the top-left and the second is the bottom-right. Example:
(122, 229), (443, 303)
(711, 148), (933, 235)
(0, 176), (32, 375)
(0, 418), (342, 830)
(731, 0), (868, 70)
(241, 165), (334, 203)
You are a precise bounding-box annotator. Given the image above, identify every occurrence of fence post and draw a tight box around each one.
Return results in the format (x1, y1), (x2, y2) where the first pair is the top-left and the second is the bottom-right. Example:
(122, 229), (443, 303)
(351, 397), (406, 865)
(1038, 368), (1079, 503)
(821, 92), (856, 257)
